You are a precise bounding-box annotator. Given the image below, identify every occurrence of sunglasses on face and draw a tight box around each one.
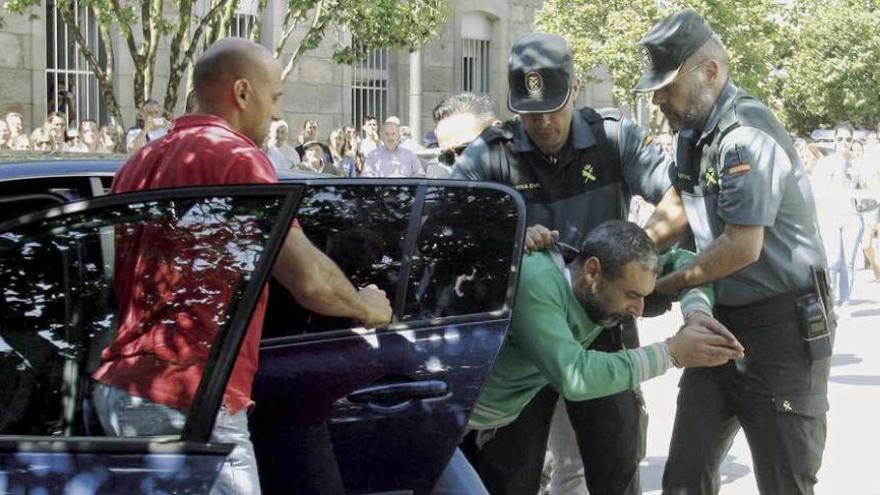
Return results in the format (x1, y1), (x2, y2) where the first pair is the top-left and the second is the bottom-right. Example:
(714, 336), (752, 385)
(836, 136), (853, 143)
(438, 143), (469, 166)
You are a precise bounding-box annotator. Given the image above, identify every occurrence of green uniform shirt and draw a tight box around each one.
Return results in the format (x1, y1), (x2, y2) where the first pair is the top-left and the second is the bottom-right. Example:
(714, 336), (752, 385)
(470, 249), (712, 429)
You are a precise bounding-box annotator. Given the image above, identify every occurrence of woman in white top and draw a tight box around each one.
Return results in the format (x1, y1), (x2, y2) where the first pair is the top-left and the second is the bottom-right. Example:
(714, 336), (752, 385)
(266, 119), (302, 171)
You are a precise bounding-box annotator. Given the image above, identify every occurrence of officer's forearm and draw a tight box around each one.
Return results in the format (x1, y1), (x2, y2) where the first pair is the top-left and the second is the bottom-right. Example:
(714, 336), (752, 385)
(644, 187), (689, 250)
(656, 224), (763, 294)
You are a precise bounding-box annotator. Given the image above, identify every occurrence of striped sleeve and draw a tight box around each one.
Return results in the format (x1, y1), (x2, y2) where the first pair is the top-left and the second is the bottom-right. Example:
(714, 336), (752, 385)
(680, 287), (713, 317)
(624, 342), (674, 383)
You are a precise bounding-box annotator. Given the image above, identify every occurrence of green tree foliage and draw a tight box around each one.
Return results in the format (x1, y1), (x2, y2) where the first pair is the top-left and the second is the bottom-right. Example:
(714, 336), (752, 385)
(777, 0), (880, 133)
(1, 0), (447, 128)
(536, 1), (780, 109)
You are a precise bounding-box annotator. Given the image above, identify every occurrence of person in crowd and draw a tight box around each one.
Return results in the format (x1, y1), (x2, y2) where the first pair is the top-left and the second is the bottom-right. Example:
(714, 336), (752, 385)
(45, 112), (69, 151)
(399, 125), (421, 154)
(433, 221), (744, 495)
(635, 10), (832, 494)
(812, 122), (865, 307)
(362, 121), (424, 177)
(343, 125), (362, 174)
(447, 31), (680, 495)
(266, 119), (301, 171)
(91, 37), (392, 495)
(30, 128), (53, 151)
(125, 99), (170, 152)
(358, 115), (381, 158)
(6, 112), (29, 149)
(859, 130), (880, 279)
(297, 140), (331, 174)
(69, 119), (100, 153)
(0, 120), (9, 149)
(98, 125), (120, 153)
(328, 128), (357, 177)
(295, 119), (319, 157)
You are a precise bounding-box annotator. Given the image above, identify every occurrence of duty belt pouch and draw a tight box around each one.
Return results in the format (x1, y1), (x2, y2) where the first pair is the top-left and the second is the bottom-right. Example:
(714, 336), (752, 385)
(794, 293), (832, 362)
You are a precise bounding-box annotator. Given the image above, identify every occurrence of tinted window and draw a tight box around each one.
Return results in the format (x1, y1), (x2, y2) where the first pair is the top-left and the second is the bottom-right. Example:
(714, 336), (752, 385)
(263, 185), (415, 337)
(0, 194), (284, 437)
(0, 177), (92, 222)
(402, 186), (518, 320)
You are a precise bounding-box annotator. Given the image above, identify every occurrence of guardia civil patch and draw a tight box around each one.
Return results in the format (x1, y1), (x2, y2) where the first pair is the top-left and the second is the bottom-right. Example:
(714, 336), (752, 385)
(581, 164), (597, 183)
(525, 71), (544, 98)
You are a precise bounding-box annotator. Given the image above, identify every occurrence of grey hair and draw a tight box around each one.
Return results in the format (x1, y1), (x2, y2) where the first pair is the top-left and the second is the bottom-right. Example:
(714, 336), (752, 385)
(690, 34), (729, 70)
(432, 92), (496, 124)
(578, 221), (660, 280)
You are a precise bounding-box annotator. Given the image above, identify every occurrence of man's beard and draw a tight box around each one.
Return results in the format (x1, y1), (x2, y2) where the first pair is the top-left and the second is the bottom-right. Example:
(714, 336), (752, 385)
(574, 283), (628, 328)
(664, 81), (715, 132)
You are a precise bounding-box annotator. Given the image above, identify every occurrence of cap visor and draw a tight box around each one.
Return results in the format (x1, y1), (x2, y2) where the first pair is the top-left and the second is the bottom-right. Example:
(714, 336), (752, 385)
(633, 69), (680, 93)
(508, 89), (571, 114)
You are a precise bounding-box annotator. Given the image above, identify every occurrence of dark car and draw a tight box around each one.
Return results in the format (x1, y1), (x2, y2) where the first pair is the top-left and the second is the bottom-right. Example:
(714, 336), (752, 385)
(0, 159), (526, 494)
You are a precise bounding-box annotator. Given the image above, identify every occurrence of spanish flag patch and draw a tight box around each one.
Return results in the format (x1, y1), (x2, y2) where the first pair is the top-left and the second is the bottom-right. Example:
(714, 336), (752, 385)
(727, 163), (752, 175)
(644, 135), (655, 146)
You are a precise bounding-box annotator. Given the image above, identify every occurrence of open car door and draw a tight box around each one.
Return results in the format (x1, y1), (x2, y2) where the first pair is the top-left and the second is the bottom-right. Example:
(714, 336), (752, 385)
(0, 180), (525, 494)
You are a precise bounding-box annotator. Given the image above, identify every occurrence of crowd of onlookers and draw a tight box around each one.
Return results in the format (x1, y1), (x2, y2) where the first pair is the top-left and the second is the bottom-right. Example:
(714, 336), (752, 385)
(0, 111), (122, 153)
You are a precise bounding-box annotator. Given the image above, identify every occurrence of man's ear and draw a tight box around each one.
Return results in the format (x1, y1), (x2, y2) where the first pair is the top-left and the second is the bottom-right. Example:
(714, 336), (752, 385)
(233, 79), (250, 110)
(570, 78), (582, 105)
(582, 257), (602, 286)
(704, 59), (721, 84)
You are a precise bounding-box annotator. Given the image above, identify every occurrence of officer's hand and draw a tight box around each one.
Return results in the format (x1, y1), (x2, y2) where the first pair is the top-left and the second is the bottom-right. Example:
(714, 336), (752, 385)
(685, 310), (739, 345)
(358, 284), (393, 329)
(643, 291), (675, 317)
(524, 225), (559, 253)
(668, 324), (745, 368)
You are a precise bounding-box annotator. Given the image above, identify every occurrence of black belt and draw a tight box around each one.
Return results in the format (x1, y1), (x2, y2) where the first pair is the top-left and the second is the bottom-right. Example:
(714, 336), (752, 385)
(714, 289), (812, 330)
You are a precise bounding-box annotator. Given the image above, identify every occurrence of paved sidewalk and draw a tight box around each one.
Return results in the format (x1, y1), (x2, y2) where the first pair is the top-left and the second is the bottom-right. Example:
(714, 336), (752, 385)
(639, 270), (880, 494)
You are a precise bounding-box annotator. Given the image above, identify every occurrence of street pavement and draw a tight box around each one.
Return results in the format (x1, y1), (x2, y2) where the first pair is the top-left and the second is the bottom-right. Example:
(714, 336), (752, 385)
(639, 269), (880, 494)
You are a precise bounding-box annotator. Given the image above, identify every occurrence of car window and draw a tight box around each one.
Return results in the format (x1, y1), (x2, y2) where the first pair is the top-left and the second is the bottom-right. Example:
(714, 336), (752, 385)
(262, 185), (415, 337)
(403, 186), (519, 320)
(262, 183), (520, 338)
(0, 194), (285, 438)
(0, 176), (93, 223)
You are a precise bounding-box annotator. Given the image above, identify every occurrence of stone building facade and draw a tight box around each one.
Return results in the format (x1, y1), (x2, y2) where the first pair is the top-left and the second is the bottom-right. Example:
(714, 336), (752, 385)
(0, 0), (614, 142)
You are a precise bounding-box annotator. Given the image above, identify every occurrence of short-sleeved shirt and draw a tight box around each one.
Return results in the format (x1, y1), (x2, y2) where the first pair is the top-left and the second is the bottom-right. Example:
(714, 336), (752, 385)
(362, 145), (425, 177)
(670, 81), (826, 306)
(125, 127), (168, 149)
(94, 114), (279, 414)
(453, 110), (672, 248)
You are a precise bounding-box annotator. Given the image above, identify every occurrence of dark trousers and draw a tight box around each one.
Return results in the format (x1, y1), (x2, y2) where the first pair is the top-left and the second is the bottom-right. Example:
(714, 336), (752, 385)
(662, 298), (832, 495)
(464, 322), (646, 495)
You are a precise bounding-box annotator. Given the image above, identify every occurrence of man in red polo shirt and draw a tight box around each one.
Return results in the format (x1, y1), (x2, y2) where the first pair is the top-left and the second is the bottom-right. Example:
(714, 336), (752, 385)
(92, 38), (392, 494)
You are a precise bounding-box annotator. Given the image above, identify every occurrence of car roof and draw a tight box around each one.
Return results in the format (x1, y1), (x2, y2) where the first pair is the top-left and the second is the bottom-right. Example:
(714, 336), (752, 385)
(0, 156), (325, 182)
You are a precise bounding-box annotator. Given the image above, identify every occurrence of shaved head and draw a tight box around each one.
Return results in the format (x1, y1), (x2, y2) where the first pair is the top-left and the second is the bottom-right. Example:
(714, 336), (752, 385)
(192, 38), (283, 145)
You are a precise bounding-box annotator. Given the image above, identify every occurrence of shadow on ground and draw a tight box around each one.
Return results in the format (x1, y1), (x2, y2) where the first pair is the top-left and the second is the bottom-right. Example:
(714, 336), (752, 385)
(640, 455), (752, 492)
(831, 353), (863, 367)
(828, 374), (880, 386)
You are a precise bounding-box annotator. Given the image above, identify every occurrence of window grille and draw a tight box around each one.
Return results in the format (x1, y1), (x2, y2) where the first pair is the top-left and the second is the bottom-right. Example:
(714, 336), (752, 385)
(462, 38), (490, 94)
(46, 0), (107, 127)
(352, 48), (390, 127)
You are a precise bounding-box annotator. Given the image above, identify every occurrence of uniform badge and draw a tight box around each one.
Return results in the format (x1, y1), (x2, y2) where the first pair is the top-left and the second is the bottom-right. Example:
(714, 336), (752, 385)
(704, 166), (718, 186)
(525, 71), (544, 98)
(581, 164), (597, 183)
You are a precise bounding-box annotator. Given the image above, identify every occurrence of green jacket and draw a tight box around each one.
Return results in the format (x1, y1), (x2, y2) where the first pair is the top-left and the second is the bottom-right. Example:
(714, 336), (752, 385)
(469, 249), (712, 429)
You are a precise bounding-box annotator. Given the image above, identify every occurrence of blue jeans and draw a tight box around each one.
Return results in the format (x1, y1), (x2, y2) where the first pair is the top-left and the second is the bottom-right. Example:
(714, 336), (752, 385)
(431, 448), (488, 494)
(826, 215), (865, 304)
(93, 383), (260, 495)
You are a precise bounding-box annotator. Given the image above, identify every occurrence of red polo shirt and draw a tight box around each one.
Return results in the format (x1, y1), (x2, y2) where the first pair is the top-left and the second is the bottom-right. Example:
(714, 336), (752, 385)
(94, 114), (280, 414)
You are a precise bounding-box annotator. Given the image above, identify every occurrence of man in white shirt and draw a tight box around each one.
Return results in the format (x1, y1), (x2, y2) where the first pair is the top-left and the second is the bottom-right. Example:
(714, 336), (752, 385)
(126, 99), (170, 152)
(362, 122), (425, 177)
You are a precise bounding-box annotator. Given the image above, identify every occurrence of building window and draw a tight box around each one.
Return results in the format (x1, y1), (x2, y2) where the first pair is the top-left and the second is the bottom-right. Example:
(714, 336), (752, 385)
(462, 39), (490, 94)
(46, 0), (107, 127)
(461, 12), (491, 94)
(227, 0), (258, 39)
(228, 13), (257, 38)
(352, 48), (390, 127)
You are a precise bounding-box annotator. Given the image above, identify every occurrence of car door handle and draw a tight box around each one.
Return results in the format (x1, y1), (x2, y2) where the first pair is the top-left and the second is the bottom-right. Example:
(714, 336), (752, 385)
(347, 380), (449, 405)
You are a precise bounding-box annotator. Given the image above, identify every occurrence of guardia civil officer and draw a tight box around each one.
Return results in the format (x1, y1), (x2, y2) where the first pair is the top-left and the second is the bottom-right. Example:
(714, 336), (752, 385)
(634, 10), (833, 494)
(452, 33), (696, 495)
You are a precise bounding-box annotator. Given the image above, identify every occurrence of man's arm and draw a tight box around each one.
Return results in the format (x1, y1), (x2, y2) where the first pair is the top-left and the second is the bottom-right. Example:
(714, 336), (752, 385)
(512, 258), (742, 402)
(272, 227), (392, 328)
(618, 118), (674, 204)
(644, 186), (690, 250)
(654, 223), (763, 295)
